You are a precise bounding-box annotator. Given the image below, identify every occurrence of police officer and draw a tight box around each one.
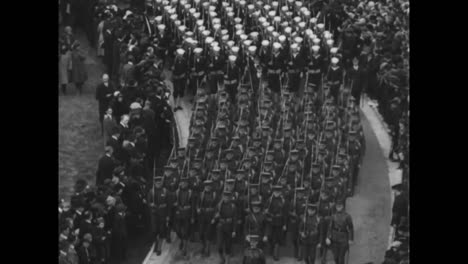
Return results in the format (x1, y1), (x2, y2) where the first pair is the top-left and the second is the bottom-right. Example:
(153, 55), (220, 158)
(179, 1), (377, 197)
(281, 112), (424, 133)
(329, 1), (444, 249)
(326, 199), (354, 264)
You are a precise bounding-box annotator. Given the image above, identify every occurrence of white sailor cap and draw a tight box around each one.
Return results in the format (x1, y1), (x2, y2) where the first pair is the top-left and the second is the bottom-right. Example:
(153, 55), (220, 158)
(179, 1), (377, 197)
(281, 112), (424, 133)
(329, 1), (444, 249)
(231, 46), (240, 53)
(222, 35), (229, 42)
(226, 7), (233, 13)
(178, 25), (186, 32)
(198, 26), (206, 32)
(273, 42), (281, 49)
(164, 6), (171, 12)
(170, 14), (178, 21)
(250, 31), (259, 38)
(278, 35), (286, 42)
(171, 0), (178, 4)
(326, 39), (334, 46)
(194, 12), (201, 19)
(114, 91), (120, 97)
(305, 29), (313, 36)
(330, 47), (338, 54)
(194, 0), (200, 4)
(284, 27), (292, 34)
(184, 3), (191, 10)
(235, 17), (242, 24)
(281, 6), (288, 12)
(235, 24), (243, 31)
(240, 34), (248, 41)
(248, 4), (255, 11)
(229, 55), (237, 62)
(185, 37), (194, 43)
(202, 30), (211, 37)
(295, 1), (303, 7)
(267, 26), (274, 33)
(221, 29), (229, 35)
(189, 8), (196, 14)
(236, 30), (244, 37)
(213, 24), (221, 31)
(262, 40), (270, 47)
(222, 2), (229, 8)
(211, 41), (219, 47)
(313, 38), (320, 44)
(294, 37), (303, 43)
(274, 16), (281, 23)
(243, 40), (252, 47)
(300, 7), (307, 14)
(196, 20), (204, 26)
(158, 24), (166, 31)
(180, 0), (187, 4)
(227, 40), (235, 47)
(287, 0), (294, 4)
(205, 37), (214, 44)
(248, 46), (257, 53)
(331, 57), (339, 64)
(209, 11), (217, 18)
(176, 48), (185, 56)
(294, 16), (301, 23)
(281, 21), (289, 28)
(213, 46), (221, 52)
(310, 17), (317, 24)
(262, 22), (270, 28)
(212, 18), (221, 25)
(298, 21), (306, 28)
(291, 43), (299, 50)
(268, 11), (276, 18)
(317, 23), (324, 30)
(240, 0), (246, 6)
(227, 11), (235, 18)
(272, 31), (279, 39)
(259, 17), (267, 24)
(155, 16), (163, 23)
(209, 6), (216, 12)
(130, 102), (142, 110)
(272, 1), (279, 8)
(264, 4), (271, 11)
(194, 47), (203, 54)
(312, 45), (320, 52)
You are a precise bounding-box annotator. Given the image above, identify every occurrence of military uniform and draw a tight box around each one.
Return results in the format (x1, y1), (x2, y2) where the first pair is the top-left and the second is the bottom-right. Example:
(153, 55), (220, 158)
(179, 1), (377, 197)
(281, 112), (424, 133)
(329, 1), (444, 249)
(198, 181), (218, 256)
(299, 204), (325, 264)
(148, 177), (170, 255)
(267, 49), (284, 94)
(207, 53), (225, 94)
(265, 186), (287, 260)
(215, 191), (238, 262)
(174, 178), (194, 255)
(224, 59), (240, 103)
(242, 235), (266, 264)
(328, 200), (354, 264)
(189, 50), (206, 96)
(172, 52), (188, 106)
(326, 60), (343, 102)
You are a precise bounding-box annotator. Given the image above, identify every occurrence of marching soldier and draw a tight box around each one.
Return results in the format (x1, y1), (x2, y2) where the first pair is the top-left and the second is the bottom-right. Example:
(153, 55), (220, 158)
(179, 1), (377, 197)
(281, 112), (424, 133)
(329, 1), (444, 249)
(207, 46), (225, 95)
(307, 44), (324, 93)
(198, 180), (218, 257)
(287, 43), (306, 100)
(326, 57), (343, 103)
(326, 199), (354, 264)
(214, 190), (238, 264)
(267, 42), (284, 104)
(244, 200), (268, 248)
(242, 235), (266, 264)
(172, 48), (187, 111)
(288, 187), (307, 260)
(265, 185), (287, 261)
(189, 47), (206, 99)
(148, 176), (170, 255)
(299, 203), (326, 264)
(174, 177), (194, 256)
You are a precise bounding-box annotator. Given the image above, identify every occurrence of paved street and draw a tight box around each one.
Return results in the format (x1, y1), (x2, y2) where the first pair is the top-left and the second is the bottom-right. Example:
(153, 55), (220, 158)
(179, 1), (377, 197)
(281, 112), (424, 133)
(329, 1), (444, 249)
(59, 28), (392, 264)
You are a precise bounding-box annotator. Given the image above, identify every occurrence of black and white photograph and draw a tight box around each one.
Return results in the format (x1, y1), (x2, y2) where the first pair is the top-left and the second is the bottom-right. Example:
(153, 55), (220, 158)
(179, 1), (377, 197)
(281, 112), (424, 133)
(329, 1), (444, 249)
(58, 1), (409, 264)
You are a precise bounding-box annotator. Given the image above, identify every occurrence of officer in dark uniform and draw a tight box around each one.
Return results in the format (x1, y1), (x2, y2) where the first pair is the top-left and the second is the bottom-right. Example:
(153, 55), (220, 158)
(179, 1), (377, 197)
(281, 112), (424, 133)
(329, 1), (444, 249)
(307, 44), (324, 93)
(287, 43), (306, 97)
(326, 57), (343, 103)
(207, 46), (225, 95)
(267, 42), (284, 104)
(288, 187), (307, 260)
(265, 185), (287, 260)
(214, 190), (238, 264)
(147, 176), (170, 255)
(189, 47), (206, 99)
(242, 235), (266, 264)
(300, 203), (326, 264)
(171, 48), (187, 111)
(326, 199), (354, 264)
(197, 180), (218, 257)
(174, 177), (194, 256)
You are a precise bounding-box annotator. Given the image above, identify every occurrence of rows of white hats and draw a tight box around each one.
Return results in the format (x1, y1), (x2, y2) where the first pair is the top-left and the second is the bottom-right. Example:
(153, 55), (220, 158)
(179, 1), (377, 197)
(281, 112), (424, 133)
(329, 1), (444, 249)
(145, 0), (342, 66)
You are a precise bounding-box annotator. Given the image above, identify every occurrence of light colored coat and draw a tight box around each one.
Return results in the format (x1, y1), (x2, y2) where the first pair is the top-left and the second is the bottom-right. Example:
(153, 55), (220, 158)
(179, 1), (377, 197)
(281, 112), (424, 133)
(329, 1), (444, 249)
(59, 51), (72, 85)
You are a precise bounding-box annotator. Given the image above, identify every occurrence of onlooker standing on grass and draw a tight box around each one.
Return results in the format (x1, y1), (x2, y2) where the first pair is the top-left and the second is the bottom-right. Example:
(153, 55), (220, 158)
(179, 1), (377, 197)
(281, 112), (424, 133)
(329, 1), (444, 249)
(60, 44), (72, 95)
(70, 41), (88, 95)
(103, 107), (117, 143)
(96, 146), (116, 185)
(96, 73), (114, 135)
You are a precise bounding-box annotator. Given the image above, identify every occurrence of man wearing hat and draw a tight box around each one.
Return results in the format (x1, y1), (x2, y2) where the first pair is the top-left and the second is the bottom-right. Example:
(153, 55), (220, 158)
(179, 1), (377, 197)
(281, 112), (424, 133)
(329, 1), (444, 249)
(155, 24), (170, 63)
(148, 176), (170, 255)
(287, 43), (306, 98)
(259, 172), (272, 200)
(347, 130), (362, 196)
(326, 57), (343, 103)
(288, 187), (307, 260)
(244, 200), (268, 248)
(214, 190), (238, 264)
(265, 185), (287, 260)
(326, 199), (354, 264)
(345, 57), (365, 106)
(242, 234), (266, 264)
(97, 146), (116, 185)
(299, 203), (325, 264)
(224, 55), (240, 103)
(174, 177), (194, 256)
(189, 47), (206, 99)
(96, 73), (115, 135)
(111, 203), (128, 262)
(267, 42), (284, 105)
(171, 48), (188, 111)
(207, 46), (225, 95)
(307, 44), (324, 93)
(197, 180), (218, 257)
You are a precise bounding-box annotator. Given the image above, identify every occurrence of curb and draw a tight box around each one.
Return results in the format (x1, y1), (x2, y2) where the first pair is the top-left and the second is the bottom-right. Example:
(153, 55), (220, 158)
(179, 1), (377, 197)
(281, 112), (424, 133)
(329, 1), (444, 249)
(360, 97), (403, 249)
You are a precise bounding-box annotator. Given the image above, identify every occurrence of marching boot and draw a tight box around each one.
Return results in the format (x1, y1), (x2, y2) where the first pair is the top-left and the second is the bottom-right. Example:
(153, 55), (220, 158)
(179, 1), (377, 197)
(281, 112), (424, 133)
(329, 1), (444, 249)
(273, 244), (279, 261)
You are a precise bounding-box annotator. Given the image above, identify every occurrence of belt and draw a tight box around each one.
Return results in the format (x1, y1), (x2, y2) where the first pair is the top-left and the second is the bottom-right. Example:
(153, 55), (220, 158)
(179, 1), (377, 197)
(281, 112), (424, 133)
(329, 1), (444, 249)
(224, 79), (238, 85)
(220, 218), (233, 223)
(210, 71), (223, 75)
(330, 81), (340, 85)
(268, 69), (281, 74)
(173, 73), (185, 79)
(201, 208), (215, 212)
(192, 71), (205, 76)
(158, 204), (167, 208)
(308, 69), (321, 74)
(288, 69), (300, 74)
(333, 228), (348, 233)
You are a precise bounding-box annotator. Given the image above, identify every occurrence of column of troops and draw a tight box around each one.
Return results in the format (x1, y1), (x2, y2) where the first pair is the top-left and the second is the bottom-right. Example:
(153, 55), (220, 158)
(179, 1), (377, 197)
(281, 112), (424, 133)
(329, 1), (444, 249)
(145, 1), (365, 264)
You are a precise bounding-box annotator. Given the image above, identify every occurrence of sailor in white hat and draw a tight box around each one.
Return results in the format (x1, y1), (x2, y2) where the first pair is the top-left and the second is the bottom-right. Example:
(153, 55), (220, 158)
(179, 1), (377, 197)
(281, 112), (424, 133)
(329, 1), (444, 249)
(327, 56), (342, 102)
(189, 47), (206, 99)
(207, 45), (223, 96)
(172, 48), (188, 111)
(224, 55), (240, 103)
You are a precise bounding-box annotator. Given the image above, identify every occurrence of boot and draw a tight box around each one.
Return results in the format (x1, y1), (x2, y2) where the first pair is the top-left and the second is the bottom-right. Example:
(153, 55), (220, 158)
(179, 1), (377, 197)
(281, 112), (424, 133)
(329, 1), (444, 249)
(273, 244), (279, 261)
